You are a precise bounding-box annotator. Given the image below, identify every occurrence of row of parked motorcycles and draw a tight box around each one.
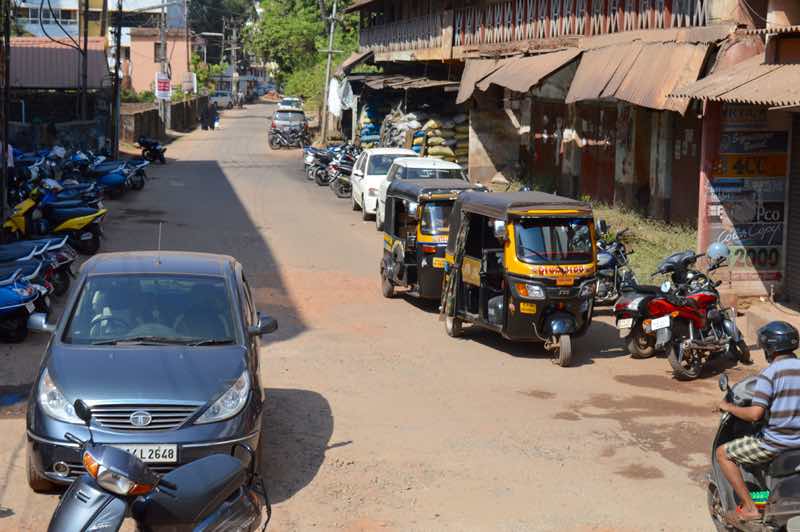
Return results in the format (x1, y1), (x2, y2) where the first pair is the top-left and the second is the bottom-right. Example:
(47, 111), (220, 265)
(593, 221), (747, 381)
(0, 141), (162, 343)
(303, 143), (362, 199)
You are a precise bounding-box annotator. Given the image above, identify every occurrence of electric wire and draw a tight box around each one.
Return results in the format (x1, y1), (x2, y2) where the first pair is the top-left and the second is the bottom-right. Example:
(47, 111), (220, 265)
(38, 0), (81, 51)
(739, 0), (793, 27)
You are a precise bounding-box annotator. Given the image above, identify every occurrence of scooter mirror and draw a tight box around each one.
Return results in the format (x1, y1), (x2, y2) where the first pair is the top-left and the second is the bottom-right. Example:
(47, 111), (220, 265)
(74, 399), (92, 426)
(719, 373), (729, 392)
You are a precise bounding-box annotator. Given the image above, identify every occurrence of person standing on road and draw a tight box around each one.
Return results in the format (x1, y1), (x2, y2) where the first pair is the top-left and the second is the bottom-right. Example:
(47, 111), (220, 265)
(716, 321), (800, 525)
(210, 102), (219, 130)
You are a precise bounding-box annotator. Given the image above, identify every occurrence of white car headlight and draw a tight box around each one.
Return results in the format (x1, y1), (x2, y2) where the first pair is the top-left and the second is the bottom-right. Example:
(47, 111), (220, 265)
(38, 368), (82, 424)
(195, 370), (251, 424)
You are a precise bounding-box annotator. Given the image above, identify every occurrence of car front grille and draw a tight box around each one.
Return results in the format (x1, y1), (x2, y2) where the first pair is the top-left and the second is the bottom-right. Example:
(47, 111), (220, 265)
(62, 461), (176, 479)
(91, 404), (200, 431)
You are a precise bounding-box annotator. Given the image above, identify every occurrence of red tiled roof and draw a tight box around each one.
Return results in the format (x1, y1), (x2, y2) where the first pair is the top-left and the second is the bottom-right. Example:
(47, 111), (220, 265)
(10, 37), (108, 89)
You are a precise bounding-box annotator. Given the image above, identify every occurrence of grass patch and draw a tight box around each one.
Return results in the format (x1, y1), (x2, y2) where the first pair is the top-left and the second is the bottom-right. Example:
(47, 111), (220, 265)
(593, 204), (698, 280)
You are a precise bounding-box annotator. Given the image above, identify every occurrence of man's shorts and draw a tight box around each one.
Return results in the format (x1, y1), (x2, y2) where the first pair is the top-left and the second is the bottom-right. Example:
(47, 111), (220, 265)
(724, 436), (779, 466)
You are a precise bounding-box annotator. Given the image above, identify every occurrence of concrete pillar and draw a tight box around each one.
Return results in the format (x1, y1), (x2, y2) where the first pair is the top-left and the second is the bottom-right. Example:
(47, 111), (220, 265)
(697, 101), (722, 255)
(649, 111), (674, 220)
(614, 103), (636, 207)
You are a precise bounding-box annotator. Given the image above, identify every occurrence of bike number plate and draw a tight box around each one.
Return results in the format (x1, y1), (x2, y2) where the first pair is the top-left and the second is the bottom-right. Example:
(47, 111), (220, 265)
(617, 318), (633, 330)
(651, 315), (671, 331)
(24, 302), (35, 313)
(114, 444), (178, 463)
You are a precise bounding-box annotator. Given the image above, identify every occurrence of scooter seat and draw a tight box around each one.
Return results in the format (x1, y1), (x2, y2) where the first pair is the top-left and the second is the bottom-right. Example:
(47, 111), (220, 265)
(45, 200), (89, 210)
(48, 207), (99, 224)
(769, 449), (800, 478)
(134, 454), (247, 526)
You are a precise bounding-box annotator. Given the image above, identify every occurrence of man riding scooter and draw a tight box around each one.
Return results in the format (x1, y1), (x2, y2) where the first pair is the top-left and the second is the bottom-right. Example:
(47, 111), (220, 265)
(716, 321), (800, 526)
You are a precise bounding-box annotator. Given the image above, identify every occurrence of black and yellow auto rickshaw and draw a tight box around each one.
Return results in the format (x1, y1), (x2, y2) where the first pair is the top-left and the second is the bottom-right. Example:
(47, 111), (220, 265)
(441, 191), (598, 367)
(380, 179), (484, 300)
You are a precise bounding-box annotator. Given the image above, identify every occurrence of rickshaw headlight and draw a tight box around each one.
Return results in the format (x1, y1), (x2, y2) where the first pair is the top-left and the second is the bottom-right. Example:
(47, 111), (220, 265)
(515, 282), (545, 300)
(579, 283), (594, 298)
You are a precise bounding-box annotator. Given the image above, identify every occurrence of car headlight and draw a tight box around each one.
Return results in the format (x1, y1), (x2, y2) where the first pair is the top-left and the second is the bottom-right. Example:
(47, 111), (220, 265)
(515, 282), (546, 300)
(38, 368), (82, 424)
(195, 370), (251, 424)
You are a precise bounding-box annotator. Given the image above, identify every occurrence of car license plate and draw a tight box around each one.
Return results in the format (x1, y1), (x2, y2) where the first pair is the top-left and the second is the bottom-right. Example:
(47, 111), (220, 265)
(24, 302), (35, 313)
(617, 318), (633, 329)
(651, 315), (671, 331)
(432, 257), (446, 269)
(114, 444), (177, 463)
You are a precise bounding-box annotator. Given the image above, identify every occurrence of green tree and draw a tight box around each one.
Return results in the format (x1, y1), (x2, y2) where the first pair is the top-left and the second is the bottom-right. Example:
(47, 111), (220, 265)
(191, 53), (229, 90)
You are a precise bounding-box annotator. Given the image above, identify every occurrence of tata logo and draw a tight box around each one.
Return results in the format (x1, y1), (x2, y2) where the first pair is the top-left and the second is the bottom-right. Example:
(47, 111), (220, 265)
(558, 289), (570, 296)
(130, 411), (152, 427)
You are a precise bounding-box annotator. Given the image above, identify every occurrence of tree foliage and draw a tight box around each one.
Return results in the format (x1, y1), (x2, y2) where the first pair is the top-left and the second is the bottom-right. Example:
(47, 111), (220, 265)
(191, 53), (229, 90)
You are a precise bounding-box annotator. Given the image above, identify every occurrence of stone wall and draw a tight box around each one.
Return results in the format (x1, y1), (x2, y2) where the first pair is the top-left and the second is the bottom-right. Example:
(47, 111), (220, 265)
(120, 96), (208, 143)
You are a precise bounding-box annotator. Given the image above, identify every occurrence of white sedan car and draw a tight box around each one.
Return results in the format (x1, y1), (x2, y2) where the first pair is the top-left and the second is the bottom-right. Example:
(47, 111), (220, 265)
(376, 157), (468, 231)
(351, 148), (418, 221)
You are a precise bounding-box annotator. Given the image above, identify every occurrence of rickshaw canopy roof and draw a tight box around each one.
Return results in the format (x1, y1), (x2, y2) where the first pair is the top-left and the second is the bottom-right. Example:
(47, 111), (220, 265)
(455, 190), (592, 220)
(387, 179), (482, 203)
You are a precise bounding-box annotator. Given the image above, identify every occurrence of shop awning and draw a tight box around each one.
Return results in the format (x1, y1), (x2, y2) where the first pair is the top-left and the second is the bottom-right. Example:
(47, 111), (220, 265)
(568, 42), (709, 113)
(342, 0), (378, 13)
(738, 25), (800, 35)
(670, 54), (800, 108)
(334, 50), (374, 78)
(476, 49), (582, 94)
(350, 74), (458, 91)
(456, 57), (517, 104)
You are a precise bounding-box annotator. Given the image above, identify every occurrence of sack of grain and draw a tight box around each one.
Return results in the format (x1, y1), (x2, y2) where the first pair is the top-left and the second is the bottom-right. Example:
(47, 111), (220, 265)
(427, 136), (446, 146)
(427, 129), (455, 139)
(412, 136), (425, 146)
(442, 139), (458, 147)
(428, 146), (456, 157)
(422, 118), (441, 131)
(455, 132), (469, 141)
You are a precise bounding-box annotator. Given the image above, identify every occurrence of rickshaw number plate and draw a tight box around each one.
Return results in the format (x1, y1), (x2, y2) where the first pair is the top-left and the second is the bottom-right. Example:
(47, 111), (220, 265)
(651, 315), (670, 331)
(520, 302), (537, 314)
(617, 318), (633, 329)
(556, 278), (574, 286)
(433, 257), (446, 269)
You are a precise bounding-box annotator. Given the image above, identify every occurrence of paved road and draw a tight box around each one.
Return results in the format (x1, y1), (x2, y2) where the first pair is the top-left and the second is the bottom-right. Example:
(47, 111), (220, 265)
(0, 103), (754, 531)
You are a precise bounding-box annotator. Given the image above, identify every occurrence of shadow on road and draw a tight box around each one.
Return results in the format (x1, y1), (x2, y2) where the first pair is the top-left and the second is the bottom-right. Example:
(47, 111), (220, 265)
(260, 388), (336, 503)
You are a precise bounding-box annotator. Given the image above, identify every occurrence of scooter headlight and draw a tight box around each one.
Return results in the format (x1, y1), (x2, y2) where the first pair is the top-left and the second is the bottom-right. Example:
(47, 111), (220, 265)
(82, 452), (153, 496)
(38, 368), (82, 424)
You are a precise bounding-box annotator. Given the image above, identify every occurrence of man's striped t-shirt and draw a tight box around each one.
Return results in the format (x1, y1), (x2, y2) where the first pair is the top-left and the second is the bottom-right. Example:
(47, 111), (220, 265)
(753, 356), (800, 452)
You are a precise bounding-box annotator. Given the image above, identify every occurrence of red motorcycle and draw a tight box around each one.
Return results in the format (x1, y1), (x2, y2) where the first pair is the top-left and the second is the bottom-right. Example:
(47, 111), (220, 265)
(615, 246), (749, 380)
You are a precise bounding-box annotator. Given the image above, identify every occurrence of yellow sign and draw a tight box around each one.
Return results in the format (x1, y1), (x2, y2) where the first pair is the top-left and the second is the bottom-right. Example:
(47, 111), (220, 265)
(432, 257), (446, 269)
(519, 302), (537, 314)
(714, 154), (788, 178)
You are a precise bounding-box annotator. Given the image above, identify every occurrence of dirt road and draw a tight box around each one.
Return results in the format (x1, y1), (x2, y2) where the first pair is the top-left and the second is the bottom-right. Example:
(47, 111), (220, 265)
(0, 103), (754, 531)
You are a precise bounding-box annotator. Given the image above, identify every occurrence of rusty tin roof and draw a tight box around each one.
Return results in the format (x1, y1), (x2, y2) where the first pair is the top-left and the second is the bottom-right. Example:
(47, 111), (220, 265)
(475, 49), (581, 93)
(456, 57), (515, 104)
(11, 37), (107, 90)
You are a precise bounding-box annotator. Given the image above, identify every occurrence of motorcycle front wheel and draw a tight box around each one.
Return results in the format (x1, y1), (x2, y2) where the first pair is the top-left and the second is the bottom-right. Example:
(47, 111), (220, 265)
(732, 339), (751, 364)
(626, 324), (656, 359)
(706, 483), (733, 532)
(667, 341), (702, 381)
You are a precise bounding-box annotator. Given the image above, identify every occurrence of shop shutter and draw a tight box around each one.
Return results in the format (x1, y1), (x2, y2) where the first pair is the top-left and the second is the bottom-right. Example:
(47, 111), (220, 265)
(786, 115), (800, 302)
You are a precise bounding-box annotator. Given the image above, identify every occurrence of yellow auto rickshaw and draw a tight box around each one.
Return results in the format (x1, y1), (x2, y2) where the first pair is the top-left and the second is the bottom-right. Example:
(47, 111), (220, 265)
(441, 191), (598, 367)
(380, 179), (484, 300)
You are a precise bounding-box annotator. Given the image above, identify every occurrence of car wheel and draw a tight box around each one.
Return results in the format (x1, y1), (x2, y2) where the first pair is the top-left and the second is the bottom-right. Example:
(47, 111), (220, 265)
(27, 448), (58, 493)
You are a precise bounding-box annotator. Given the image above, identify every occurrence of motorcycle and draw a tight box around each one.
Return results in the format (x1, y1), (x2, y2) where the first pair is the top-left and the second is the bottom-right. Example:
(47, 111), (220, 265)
(708, 373), (800, 531)
(0, 266), (43, 342)
(330, 171), (352, 199)
(137, 136), (167, 164)
(594, 221), (636, 306)
(47, 399), (270, 531)
(269, 127), (308, 149)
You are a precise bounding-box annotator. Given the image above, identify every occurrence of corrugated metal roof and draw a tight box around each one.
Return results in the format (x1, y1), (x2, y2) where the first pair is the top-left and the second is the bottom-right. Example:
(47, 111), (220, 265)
(609, 42), (710, 113)
(456, 57), (514, 104)
(579, 24), (735, 50)
(334, 50), (373, 78)
(10, 37), (108, 89)
(342, 0), (378, 13)
(352, 74), (458, 91)
(565, 42), (641, 103)
(738, 25), (800, 35)
(476, 49), (581, 93)
(670, 54), (800, 107)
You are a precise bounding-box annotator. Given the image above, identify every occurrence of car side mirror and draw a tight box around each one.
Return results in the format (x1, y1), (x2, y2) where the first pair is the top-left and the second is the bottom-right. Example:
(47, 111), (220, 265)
(248, 314), (278, 337)
(74, 399), (92, 426)
(28, 313), (55, 334)
(719, 373), (729, 392)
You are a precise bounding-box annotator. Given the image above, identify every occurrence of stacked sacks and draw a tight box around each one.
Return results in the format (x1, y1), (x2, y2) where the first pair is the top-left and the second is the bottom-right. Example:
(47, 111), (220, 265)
(453, 114), (469, 165)
(412, 130), (426, 154)
(359, 103), (388, 149)
(424, 117), (457, 162)
(380, 107), (426, 148)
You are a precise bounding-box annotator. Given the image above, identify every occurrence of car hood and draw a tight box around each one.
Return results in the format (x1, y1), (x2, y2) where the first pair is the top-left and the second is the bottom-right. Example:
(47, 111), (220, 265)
(46, 344), (248, 405)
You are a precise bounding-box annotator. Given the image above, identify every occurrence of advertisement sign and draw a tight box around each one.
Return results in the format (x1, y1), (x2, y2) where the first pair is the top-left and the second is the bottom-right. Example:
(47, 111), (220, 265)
(714, 154), (788, 178)
(155, 72), (171, 101)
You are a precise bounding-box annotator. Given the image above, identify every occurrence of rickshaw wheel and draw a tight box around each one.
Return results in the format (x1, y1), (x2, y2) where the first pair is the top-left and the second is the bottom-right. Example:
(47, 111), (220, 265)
(445, 316), (463, 338)
(381, 275), (394, 298)
(556, 335), (572, 367)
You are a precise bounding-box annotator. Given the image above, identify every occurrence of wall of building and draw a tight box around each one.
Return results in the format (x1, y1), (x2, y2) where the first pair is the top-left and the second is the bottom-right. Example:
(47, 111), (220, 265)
(129, 35), (191, 94)
(468, 87), (521, 186)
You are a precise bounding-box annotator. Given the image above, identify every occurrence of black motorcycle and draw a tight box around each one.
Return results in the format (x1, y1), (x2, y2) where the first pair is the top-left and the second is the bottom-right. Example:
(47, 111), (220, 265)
(708, 373), (800, 531)
(594, 221), (636, 306)
(137, 137), (166, 164)
(47, 400), (270, 531)
(269, 127), (308, 150)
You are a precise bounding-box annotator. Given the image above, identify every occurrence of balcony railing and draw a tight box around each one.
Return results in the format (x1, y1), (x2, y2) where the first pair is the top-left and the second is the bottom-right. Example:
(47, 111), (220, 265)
(18, 17), (78, 27)
(360, 13), (443, 53)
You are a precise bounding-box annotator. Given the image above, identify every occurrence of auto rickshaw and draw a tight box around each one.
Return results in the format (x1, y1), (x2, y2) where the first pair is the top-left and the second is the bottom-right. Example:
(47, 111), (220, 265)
(380, 179), (484, 300)
(440, 191), (598, 367)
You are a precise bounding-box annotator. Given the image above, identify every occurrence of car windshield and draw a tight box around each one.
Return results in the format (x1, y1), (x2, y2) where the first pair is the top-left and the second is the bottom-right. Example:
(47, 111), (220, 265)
(515, 218), (593, 264)
(420, 202), (452, 235)
(368, 154), (410, 175)
(63, 274), (237, 345)
(405, 167), (465, 180)
(275, 111), (305, 122)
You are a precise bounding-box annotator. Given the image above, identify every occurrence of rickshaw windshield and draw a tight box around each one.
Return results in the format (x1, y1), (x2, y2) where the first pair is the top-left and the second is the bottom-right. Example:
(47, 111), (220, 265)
(420, 202), (452, 235)
(515, 218), (593, 264)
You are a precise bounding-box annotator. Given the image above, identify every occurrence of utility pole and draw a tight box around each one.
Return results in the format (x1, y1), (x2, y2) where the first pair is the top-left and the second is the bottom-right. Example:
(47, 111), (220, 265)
(231, 24), (238, 105)
(81, 0), (89, 120)
(111, 0), (122, 157)
(159, 0), (168, 128)
(184, 0), (189, 71)
(1, 0), (9, 221)
(320, 0), (337, 144)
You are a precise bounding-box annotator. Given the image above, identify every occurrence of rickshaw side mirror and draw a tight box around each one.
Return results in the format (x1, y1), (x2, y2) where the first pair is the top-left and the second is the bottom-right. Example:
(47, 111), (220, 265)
(492, 220), (506, 241)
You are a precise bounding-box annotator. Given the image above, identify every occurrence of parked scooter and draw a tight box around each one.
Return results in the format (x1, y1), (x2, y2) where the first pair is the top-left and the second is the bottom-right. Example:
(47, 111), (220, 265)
(47, 399), (269, 531)
(137, 136), (166, 164)
(594, 220), (636, 306)
(708, 372), (800, 531)
(0, 266), (43, 342)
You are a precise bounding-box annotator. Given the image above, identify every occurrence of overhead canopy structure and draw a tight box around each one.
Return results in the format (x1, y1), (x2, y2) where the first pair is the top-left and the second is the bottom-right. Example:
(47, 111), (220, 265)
(475, 49), (581, 93)
(349, 73), (458, 91)
(454, 190), (590, 220)
(10, 37), (108, 90)
(456, 57), (516, 104)
(335, 50), (374, 78)
(567, 42), (709, 114)
(342, 0), (378, 13)
(670, 54), (800, 108)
